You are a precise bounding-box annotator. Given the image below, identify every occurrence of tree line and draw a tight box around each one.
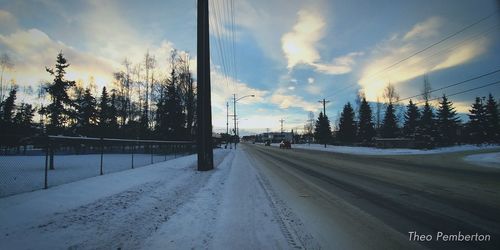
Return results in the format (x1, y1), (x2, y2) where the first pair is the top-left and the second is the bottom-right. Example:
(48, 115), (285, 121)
(0, 50), (196, 148)
(311, 84), (500, 148)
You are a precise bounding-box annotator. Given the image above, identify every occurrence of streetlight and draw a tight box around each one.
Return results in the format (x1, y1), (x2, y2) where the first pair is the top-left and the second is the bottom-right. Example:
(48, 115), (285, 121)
(233, 94), (255, 149)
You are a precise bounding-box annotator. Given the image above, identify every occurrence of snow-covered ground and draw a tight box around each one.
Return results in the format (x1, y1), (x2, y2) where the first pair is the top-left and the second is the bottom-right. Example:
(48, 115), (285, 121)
(0, 153), (183, 197)
(0, 148), (305, 249)
(285, 143), (500, 155)
(464, 152), (500, 168)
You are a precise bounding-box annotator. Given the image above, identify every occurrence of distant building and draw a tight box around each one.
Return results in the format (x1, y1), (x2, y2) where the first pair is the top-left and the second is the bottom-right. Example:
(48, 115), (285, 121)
(241, 135), (256, 142)
(255, 132), (293, 143)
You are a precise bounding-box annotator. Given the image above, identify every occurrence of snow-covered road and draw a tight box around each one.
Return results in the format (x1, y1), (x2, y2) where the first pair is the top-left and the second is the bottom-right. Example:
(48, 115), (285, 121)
(0, 148), (306, 249)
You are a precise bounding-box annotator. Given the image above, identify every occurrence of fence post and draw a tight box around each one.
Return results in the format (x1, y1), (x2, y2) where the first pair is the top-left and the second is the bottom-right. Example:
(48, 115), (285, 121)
(100, 138), (104, 175)
(44, 138), (49, 189)
(49, 140), (55, 170)
(131, 143), (134, 169)
(164, 144), (167, 161)
(174, 144), (177, 158)
(150, 144), (154, 164)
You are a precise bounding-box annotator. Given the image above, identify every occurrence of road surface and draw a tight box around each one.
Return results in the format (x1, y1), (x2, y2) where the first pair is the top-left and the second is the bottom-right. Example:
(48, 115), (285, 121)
(243, 143), (500, 250)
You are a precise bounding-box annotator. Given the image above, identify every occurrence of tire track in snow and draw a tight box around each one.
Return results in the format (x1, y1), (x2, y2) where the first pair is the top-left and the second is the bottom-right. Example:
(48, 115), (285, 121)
(246, 146), (320, 249)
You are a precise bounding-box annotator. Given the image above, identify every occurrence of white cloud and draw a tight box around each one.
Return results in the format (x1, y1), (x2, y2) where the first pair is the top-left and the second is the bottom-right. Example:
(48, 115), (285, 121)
(76, 0), (178, 69)
(210, 68), (270, 131)
(77, 0), (144, 62)
(451, 101), (473, 114)
(210, 68), (268, 110)
(305, 85), (321, 95)
(281, 9), (362, 75)
(404, 17), (442, 41)
(282, 9), (325, 68)
(307, 77), (314, 84)
(310, 52), (363, 74)
(0, 28), (117, 87)
(0, 2), (196, 91)
(0, 9), (18, 33)
(432, 38), (488, 71)
(358, 17), (489, 101)
(269, 88), (318, 111)
(236, 0), (305, 63)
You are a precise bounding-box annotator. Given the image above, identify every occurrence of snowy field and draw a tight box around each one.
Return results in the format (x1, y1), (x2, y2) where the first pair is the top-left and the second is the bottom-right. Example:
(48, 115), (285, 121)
(0, 149), (304, 249)
(464, 152), (500, 168)
(282, 143), (500, 155)
(0, 153), (184, 197)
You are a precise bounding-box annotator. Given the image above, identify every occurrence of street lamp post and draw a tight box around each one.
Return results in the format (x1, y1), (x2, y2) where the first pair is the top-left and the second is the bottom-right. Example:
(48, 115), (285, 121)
(233, 94), (255, 149)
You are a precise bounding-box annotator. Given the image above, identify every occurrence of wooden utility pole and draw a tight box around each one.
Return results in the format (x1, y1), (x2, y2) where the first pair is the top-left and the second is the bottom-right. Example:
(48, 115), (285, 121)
(197, 0), (214, 171)
(279, 119), (284, 134)
(233, 94), (237, 149)
(318, 99), (330, 148)
(226, 102), (229, 135)
(318, 99), (330, 116)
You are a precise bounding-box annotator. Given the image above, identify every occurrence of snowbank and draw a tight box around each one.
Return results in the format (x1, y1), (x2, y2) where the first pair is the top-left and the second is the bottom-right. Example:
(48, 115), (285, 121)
(143, 147), (290, 249)
(0, 153), (200, 234)
(0, 153), (180, 197)
(464, 152), (500, 168)
(0, 148), (294, 249)
(285, 143), (500, 155)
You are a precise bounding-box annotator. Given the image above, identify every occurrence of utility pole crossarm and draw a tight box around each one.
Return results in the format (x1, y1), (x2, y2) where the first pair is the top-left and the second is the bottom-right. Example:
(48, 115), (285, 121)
(318, 99), (330, 116)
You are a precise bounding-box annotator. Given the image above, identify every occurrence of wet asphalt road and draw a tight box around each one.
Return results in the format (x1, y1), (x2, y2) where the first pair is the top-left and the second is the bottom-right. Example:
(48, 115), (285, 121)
(243, 143), (500, 250)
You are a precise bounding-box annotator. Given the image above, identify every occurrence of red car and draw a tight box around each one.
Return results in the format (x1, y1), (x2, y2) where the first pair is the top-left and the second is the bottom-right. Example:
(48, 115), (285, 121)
(279, 140), (291, 149)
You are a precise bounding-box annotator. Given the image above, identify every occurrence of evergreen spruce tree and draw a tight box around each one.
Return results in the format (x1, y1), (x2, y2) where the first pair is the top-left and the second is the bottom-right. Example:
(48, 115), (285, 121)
(417, 101), (436, 147)
(75, 88), (97, 136)
(165, 83), (185, 139)
(484, 93), (499, 142)
(0, 87), (17, 146)
(155, 90), (168, 139)
(13, 103), (35, 136)
(181, 70), (195, 139)
(357, 97), (375, 142)
(436, 95), (460, 145)
(467, 97), (486, 144)
(109, 92), (119, 136)
(98, 87), (110, 137)
(314, 112), (332, 145)
(43, 52), (76, 135)
(403, 100), (420, 138)
(337, 103), (356, 143)
(1, 87), (16, 124)
(381, 103), (398, 138)
(155, 83), (185, 140)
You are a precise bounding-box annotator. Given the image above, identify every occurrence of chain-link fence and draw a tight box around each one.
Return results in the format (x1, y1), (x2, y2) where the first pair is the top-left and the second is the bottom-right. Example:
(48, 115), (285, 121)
(0, 136), (195, 197)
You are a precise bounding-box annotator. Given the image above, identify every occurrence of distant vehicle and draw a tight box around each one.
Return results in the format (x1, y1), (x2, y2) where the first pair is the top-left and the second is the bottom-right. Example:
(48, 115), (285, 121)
(265, 141), (271, 146)
(279, 140), (291, 149)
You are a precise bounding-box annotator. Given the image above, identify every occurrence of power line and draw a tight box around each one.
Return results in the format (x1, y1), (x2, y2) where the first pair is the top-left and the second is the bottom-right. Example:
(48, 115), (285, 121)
(210, 0), (234, 90)
(399, 68), (500, 102)
(368, 11), (498, 81)
(372, 23), (500, 84)
(210, 0), (238, 95)
(323, 10), (498, 99)
(415, 80), (500, 105)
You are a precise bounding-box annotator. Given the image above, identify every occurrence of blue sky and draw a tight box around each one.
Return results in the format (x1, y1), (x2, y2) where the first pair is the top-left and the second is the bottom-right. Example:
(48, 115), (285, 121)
(0, 0), (499, 135)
